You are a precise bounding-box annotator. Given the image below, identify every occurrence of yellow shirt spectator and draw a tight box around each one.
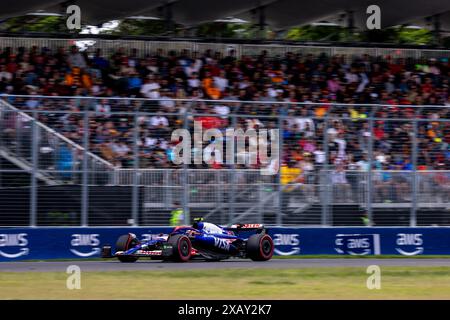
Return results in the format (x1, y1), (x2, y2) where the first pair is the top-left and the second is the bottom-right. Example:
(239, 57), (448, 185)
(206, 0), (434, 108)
(280, 165), (302, 185)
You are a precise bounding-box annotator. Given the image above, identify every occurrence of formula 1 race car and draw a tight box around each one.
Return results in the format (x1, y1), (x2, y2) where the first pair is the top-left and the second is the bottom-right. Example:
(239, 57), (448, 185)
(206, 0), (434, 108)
(101, 220), (274, 262)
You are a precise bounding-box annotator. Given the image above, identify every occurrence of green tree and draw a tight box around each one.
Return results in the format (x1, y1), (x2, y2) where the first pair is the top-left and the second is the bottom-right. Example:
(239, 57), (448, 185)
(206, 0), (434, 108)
(107, 19), (175, 36)
(0, 16), (67, 33)
(196, 22), (256, 39)
(397, 27), (432, 45)
(0, 15), (442, 47)
(360, 27), (432, 45)
(285, 25), (347, 42)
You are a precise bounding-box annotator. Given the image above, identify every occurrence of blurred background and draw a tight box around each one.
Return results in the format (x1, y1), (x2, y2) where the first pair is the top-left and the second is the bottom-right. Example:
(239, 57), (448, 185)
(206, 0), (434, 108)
(0, 0), (449, 228)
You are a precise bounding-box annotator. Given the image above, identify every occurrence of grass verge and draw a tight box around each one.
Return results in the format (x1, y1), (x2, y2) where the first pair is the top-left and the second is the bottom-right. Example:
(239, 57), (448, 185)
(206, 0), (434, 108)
(1, 266), (449, 299)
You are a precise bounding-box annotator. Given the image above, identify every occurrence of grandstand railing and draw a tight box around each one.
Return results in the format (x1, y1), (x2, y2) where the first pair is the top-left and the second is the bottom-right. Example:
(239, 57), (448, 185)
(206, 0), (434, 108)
(1, 36), (450, 60)
(0, 95), (449, 227)
(0, 98), (115, 173)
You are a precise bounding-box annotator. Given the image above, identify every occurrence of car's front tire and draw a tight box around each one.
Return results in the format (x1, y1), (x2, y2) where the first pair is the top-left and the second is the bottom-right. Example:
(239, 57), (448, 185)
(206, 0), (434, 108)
(167, 234), (192, 262)
(246, 233), (274, 261)
(116, 234), (139, 263)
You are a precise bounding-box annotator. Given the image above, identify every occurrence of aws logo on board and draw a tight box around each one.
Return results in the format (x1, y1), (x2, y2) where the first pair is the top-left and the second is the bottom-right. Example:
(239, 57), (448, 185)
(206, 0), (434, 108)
(0, 233), (29, 258)
(395, 233), (424, 256)
(335, 234), (381, 255)
(70, 234), (101, 257)
(272, 234), (300, 255)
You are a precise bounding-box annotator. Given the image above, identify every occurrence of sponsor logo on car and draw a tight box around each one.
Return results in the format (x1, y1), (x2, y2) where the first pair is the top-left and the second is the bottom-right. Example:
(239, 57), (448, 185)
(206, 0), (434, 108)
(135, 250), (163, 256)
(213, 237), (231, 251)
(395, 233), (424, 256)
(335, 234), (381, 255)
(272, 234), (300, 255)
(70, 234), (101, 257)
(0, 233), (29, 258)
(241, 224), (263, 229)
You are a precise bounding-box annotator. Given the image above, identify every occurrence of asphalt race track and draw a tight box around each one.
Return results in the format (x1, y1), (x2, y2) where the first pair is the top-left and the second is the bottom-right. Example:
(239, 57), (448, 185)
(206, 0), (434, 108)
(1, 259), (450, 272)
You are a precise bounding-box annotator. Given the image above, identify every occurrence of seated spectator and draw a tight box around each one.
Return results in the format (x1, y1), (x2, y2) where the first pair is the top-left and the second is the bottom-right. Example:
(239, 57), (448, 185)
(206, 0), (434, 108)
(0, 45), (447, 174)
(140, 75), (160, 99)
(67, 46), (87, 69)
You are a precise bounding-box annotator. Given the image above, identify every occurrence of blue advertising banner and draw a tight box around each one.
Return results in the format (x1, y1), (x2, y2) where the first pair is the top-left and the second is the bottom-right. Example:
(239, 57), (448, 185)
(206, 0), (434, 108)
(0, 227), (449, 261)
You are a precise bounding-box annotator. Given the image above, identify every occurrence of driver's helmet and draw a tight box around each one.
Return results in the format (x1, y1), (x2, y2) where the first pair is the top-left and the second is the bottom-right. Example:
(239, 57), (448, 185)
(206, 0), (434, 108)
(193, 221), (204, 230)
(192, 217), (204, 230)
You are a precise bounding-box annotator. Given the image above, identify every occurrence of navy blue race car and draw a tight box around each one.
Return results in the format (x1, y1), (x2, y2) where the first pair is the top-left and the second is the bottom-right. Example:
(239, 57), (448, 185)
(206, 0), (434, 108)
(101, 220), (274, 262)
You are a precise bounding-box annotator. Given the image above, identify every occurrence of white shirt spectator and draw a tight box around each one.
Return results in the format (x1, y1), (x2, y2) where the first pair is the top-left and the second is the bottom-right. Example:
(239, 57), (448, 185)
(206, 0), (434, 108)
(144, 137), (157, 147)
(185, 59), (202, 77)
(26, 98), (40, 109)
(246, 118), (264, 130)
(313, 150), (325, 164)
(140, 81), (161, 99)
(334, 138), (347, 158)
(159, 139), (168, 150)
(214, 104), (230, 116)
(95, 103), (111, 116)
(356, 73), (369, 93)
(0, 70), (12, 81)
(267, 87), (278, 98)
(159, 95), (175, 110)
(112, 143), (130, 156)
(188, 78), (200, 89)
(147, 65), (159, 74)
(357, 160), (370, 171)
(345, 72), (358, 83)
(150, 115), (169, 127)
(214, 76), (229, 92)
(239, 80), (251, 90)
(289, 117), (315, 132)
(327, 127), (338, 136)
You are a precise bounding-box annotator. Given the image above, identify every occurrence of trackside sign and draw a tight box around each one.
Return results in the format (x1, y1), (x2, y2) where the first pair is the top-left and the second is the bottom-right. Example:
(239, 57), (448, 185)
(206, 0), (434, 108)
(0, 233), (29, 258)
(0, 227), (449, 261)
(335, 234), (381, 255)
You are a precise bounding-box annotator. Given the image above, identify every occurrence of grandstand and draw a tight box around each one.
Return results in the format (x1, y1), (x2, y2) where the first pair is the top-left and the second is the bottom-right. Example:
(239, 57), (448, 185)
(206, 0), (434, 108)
(0, 39), (448, 228)
(0, 0), (449, 230)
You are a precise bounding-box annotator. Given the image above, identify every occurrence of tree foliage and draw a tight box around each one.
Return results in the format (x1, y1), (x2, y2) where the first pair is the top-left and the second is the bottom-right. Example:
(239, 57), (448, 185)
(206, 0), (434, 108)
(108, 19), (174, 36)
(285, 25), (347, 42)
(0, 15), (442, 47)
(0, 16), (67, 33)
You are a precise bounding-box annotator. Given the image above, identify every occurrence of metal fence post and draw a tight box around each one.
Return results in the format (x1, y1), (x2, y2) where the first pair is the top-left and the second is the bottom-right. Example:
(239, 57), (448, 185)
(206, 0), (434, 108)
(229, 115), (237, 225)
(81, 105), (89, 227)
(367, 111), (375, 225)
(30, 110), (38, 227)
(15, 114), (22, 157)
(182, 110), (190, 225)
(131, 109), (140, 226)
(321, 112), (330, 226)
(276, 107), (284, 226)
(216, 172), (224, 225)
(259, 183), (264, 224)
(411, 115), (418, 227)
(164, 170), (170, 208)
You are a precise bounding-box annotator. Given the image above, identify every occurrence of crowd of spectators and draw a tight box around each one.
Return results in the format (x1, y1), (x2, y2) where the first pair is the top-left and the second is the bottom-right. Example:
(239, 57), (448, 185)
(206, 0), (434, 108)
(0, 45), (449, 182)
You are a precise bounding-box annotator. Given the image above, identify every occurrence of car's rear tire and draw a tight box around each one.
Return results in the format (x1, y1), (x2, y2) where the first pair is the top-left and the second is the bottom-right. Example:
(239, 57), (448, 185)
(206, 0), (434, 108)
(116, 234), (139, 263)
(167, 234), (192, 262)
(246, 233), (274, 261)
